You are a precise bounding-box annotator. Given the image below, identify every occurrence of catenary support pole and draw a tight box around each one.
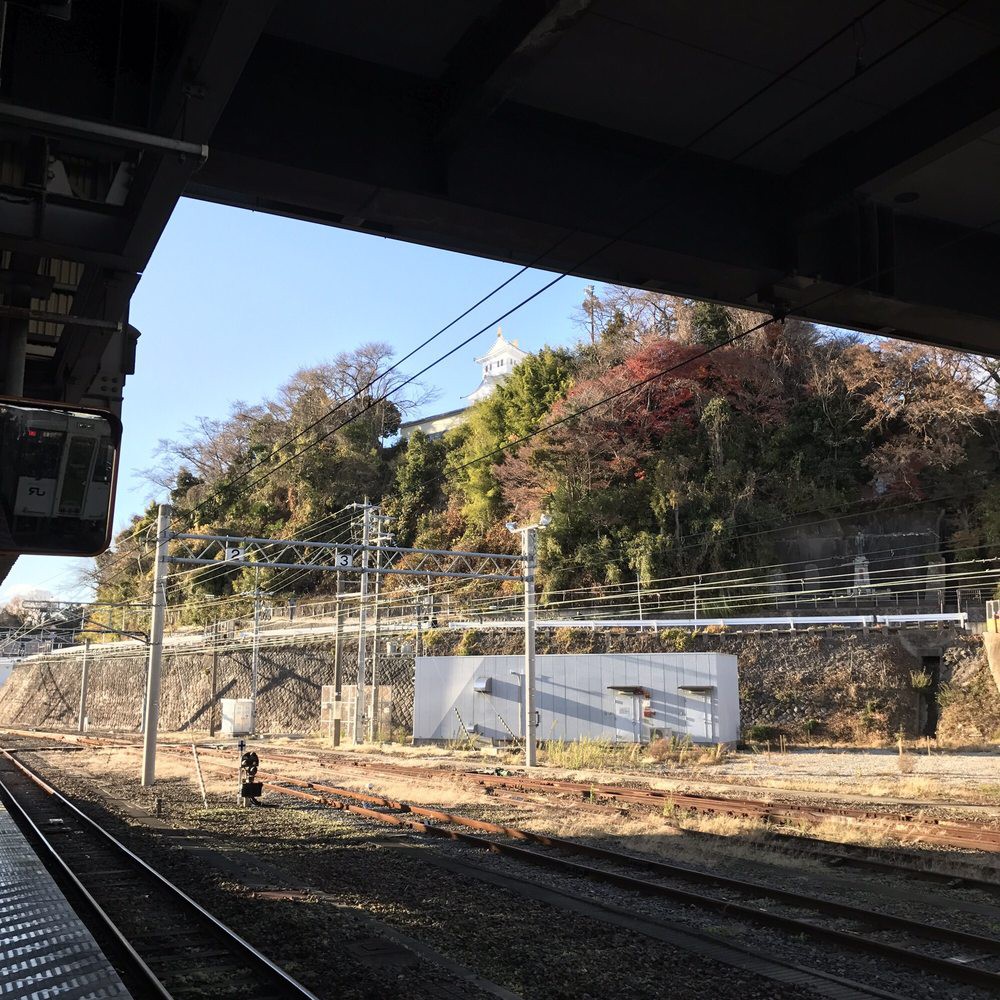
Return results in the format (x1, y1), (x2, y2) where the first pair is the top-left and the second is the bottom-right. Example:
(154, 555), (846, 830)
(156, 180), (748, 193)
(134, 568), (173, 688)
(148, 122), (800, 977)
(332, 569), (344, 745)
(353, 503), (371, 743)
(77, 638), (90, 733)
(141, 503), (171, 786)
(369, 542), (382, 742)
(523, 527), (538, 767)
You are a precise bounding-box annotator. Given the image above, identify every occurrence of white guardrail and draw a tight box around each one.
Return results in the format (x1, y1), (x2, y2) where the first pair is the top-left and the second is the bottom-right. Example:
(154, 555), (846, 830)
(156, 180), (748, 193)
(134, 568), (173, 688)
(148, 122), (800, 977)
(29, 611), (970, 659)
(448, 613), (969, 631)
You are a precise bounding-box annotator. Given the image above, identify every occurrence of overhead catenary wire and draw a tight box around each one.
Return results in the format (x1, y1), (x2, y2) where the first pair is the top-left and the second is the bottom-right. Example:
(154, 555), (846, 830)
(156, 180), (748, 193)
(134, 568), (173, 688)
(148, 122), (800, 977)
(166, 0), (902, 527)
(94, 0), (956, 582)
(88, 3), (991, 644)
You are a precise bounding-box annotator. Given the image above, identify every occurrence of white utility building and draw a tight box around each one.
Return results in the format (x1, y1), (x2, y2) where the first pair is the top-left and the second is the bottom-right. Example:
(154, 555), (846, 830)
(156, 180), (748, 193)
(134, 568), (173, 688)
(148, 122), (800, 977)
(413, 652), (739, 745)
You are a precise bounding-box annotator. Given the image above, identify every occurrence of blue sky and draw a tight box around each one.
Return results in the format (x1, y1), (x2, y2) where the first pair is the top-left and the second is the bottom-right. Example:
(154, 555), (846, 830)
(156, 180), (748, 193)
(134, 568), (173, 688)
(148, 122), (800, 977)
(1, 199), (590, 604)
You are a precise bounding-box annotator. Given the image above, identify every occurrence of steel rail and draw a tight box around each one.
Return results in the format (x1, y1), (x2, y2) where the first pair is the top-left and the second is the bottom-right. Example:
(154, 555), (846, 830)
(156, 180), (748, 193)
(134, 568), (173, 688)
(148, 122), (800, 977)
(274, 751), (1000, 894)
(262, 778), (1000, 991)
(10, 734), (1000, 990)
(269, 776), (1000, 950)
(12, 732), (1000, 867)
(295, 752), (1000, 851)
(0, 748), (322, 1000)
(0, 766), (171, 1000)
(465, 773), (1000, 850)
(64, 735), (1000, 852)
(244, 749), (1000, 852)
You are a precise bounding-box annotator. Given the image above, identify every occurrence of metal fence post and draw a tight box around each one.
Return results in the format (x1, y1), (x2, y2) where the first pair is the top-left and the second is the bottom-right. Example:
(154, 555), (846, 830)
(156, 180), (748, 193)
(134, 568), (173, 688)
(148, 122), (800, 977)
(77, 638), (90, 733)
(353, 503), (371, 743)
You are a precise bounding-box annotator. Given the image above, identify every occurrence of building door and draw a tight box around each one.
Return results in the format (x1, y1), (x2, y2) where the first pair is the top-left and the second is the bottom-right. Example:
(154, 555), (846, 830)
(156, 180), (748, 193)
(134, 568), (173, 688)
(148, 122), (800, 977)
(683, 692), (714, 741)
(613, 693), (640, 743)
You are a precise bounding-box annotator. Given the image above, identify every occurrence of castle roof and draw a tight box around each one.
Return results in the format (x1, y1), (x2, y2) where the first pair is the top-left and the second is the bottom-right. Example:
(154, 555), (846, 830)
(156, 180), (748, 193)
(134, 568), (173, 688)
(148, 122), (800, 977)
(466, 373), (506, 401)
(474, 327), (528, 366)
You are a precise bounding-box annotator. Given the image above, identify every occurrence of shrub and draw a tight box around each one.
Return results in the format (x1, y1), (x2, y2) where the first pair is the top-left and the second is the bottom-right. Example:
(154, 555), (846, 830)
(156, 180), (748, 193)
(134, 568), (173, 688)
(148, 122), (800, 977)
(422, 628), (446, 651)
(551, 627), (594, 653)
(910, 669), (933, 691)
(659, 628), (693, 652)
(456, 628), (484, 656)
(648, 734), (694, 762)
(697, 742), (729, 765)
(937, 681), (958, 708)
(746, 723), (779, 742)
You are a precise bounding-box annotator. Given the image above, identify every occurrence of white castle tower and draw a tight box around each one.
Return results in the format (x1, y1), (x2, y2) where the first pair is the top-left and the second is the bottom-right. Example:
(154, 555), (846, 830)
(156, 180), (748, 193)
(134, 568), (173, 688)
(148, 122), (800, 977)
(467, 327), (529, 403)
(398, 327), (529, 440)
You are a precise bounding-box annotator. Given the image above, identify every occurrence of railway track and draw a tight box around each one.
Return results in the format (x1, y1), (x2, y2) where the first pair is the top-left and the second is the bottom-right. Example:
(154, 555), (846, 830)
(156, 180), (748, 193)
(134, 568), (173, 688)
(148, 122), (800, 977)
(250, 745), (1000, 852)
(251, 773), (1000, 993)
(18, 729), (1000, 890)
(0, 740), (909, 1000)
(18, 729), (1000, 885)
(25, 730), (1000, 850)
(0, 748), (320, 1000)
(12, 732), (1000, 997)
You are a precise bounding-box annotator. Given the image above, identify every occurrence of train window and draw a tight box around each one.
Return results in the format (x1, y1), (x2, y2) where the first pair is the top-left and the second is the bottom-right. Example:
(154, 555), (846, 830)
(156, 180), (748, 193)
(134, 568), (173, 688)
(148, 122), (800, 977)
(0, 400), (120, 556)
(92, 438), (113, 484)
(20, 430), (65, 479)
(58, 437), (97, 515)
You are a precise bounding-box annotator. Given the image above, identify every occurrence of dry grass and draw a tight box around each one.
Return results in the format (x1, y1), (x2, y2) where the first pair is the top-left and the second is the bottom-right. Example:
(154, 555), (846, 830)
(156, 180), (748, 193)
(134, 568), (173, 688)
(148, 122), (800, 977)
(54, 741), (237, 799)
(148, 732), (1000, 808)
(542, 737), (642, 770)
(31, 735), (999, 887)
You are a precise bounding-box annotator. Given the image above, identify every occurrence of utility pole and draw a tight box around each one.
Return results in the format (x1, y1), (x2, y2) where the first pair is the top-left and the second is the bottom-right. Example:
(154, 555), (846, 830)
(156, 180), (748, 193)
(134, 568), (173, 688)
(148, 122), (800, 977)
(369, 513), (393, 742)
(353, 501), (371, 744)
(369, 543), (382, 742)
(508, 515), (549, 767)
(77, 638), (90, 733)
(636, 574), (644, 623)
(414, 583), (424, 658)
(141, 503), (171, 786)
(332, 569), (344, 746)
(250, 565), (262, 733)
(522, 525), (538, 767)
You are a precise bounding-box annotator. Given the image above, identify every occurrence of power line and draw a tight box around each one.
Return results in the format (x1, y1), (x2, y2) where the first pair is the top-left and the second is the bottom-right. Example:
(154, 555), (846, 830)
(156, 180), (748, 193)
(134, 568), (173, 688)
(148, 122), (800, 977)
(168, 1), (902, 524)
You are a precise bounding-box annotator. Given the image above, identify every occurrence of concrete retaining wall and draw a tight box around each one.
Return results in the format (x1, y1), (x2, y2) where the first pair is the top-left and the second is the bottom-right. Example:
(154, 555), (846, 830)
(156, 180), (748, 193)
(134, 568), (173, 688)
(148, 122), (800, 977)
(0, 641), (413, 736)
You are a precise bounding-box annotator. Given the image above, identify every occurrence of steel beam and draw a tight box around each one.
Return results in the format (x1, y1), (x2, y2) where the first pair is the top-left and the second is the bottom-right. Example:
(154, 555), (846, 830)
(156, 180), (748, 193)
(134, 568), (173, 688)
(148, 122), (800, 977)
(437, 0), (594, 145)
(792, 45), (1000, 213)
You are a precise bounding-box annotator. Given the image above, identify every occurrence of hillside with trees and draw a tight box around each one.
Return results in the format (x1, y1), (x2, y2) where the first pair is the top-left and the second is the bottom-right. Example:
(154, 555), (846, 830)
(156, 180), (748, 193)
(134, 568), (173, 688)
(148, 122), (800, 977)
(93, 289), (1000, 622)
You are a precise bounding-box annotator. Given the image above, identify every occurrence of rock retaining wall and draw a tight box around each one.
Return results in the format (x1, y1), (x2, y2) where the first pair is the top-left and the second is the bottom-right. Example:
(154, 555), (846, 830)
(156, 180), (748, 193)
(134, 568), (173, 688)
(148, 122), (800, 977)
(0, 626), (986, 743)
(936, 635), (1000, 744)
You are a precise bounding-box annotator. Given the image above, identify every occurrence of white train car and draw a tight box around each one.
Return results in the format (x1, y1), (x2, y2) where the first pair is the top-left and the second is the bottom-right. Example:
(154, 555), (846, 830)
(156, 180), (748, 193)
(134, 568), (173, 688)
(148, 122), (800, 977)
(0, 405), (114, 550)
(413, 652), (739, 745)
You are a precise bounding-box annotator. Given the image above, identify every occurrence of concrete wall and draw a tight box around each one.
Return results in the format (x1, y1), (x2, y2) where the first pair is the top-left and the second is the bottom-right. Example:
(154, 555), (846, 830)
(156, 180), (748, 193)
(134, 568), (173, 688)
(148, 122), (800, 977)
(413, 653), (739, 744)
(0, 641), (414, 736)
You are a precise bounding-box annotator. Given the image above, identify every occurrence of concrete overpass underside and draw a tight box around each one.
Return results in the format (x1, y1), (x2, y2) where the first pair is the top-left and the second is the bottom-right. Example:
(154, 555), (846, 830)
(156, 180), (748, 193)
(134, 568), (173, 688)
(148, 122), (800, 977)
(2, 0), (1000, 581)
